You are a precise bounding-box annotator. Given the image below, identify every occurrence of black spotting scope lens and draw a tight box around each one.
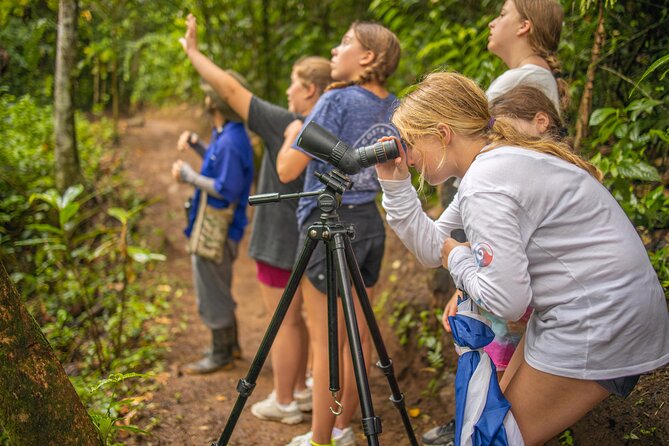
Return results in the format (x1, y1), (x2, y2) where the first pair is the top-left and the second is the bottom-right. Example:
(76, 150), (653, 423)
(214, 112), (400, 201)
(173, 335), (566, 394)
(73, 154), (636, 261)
(296, 121), (400, 175)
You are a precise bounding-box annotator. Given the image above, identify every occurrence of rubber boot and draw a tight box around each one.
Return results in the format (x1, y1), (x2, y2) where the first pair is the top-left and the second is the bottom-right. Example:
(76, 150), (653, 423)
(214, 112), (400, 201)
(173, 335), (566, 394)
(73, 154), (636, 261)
(183, 327), (235, 374)
(202, 316), (242, 359)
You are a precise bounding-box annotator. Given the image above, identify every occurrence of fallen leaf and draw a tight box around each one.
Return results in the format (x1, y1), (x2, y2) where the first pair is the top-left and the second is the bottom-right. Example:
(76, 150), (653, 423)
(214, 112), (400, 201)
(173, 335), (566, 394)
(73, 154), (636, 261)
(409, 407), (421, 418)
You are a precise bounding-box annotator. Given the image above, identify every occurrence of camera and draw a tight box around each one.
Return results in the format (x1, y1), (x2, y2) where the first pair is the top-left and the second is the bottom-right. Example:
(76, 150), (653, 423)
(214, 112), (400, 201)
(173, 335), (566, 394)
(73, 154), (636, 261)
(296, 121), (400, 175)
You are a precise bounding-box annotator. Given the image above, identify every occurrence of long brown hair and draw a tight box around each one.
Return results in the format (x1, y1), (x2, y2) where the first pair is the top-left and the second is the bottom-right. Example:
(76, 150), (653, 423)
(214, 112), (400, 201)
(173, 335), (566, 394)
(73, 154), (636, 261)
(326, 21), (401, 91)
(392, 72), (601, 181)
(489, 85), (567, 141)
(513, 0), (569, 111)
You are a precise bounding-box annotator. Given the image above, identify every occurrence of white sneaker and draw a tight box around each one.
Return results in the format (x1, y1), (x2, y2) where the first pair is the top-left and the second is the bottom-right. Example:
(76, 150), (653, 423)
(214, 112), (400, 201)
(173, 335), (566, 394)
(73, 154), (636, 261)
(285, 427), (350, 446)
(293, 387), (312, 412)
(251, 393), (303, 425)
(333, 427), (355, 446)
(285, 431), (313, 446)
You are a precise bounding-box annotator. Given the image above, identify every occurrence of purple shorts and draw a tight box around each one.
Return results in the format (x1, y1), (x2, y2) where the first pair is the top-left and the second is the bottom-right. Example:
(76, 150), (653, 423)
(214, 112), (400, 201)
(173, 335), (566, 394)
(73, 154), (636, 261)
(256, 261), (292, 288)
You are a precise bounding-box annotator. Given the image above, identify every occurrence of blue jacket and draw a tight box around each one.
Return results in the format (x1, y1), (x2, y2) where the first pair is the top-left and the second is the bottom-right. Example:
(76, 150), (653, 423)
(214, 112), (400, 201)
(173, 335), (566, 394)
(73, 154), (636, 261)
(185, 121), (254, 242)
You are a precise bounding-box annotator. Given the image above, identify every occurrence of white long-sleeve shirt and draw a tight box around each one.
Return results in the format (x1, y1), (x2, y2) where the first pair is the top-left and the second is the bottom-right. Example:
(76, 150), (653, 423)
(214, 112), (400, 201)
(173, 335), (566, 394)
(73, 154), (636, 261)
(381, 146), (669, 379)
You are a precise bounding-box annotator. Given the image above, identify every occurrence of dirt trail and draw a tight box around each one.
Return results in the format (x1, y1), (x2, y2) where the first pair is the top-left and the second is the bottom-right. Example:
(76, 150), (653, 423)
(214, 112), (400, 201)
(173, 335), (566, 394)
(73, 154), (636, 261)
(119, 107), (429, 446)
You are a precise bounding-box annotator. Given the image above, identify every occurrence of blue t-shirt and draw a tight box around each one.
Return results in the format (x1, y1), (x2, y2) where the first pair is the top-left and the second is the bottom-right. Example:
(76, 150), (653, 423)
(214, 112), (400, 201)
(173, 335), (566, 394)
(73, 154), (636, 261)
(185, 121), (254, 242)
(295, 85), (399, 227)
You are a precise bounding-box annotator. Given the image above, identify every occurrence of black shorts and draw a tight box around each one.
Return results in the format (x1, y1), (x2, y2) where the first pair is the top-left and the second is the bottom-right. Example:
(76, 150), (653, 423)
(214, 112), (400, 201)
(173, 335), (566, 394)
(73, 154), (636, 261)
(298, 201), (385, 294)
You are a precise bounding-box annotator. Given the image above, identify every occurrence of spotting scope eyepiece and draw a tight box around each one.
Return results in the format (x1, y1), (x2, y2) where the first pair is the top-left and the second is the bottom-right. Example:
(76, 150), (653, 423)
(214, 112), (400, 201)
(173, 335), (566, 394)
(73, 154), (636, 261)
(296, 121), (400, 175)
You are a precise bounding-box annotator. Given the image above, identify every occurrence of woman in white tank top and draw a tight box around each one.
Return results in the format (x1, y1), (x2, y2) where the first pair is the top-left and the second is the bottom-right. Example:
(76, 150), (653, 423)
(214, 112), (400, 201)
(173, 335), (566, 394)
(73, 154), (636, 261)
(486, 0), (566, 113)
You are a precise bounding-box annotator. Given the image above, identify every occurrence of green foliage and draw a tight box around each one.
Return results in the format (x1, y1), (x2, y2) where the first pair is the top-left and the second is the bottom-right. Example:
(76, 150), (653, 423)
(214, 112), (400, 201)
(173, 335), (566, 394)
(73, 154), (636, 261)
(623, 423), (658, 441)
(588, 96), (668, 232)
(87, 372), (149, 446)
(0, 93), (172, 441)
(650, 246), (669, 302)
(0, 94), (110, 273)
(387, 298), (447, 394)
(1, 0), (374, 112)
(0, 4), (58, 103)
(370, 0), (502, 94)
(16, 185), (168, 372)
(559, 428), (575, 446)
(632, 53), (669, 97)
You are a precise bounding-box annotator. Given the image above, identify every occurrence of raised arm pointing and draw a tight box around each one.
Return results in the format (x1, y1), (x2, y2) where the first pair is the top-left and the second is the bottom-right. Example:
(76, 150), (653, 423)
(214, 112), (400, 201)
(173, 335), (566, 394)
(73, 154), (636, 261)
(180, 13), (252, 122)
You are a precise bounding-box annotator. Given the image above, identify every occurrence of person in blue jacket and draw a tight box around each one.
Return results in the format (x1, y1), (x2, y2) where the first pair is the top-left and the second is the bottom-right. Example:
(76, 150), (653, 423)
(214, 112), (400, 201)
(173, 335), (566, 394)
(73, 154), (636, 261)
(172, 77), (254, 374)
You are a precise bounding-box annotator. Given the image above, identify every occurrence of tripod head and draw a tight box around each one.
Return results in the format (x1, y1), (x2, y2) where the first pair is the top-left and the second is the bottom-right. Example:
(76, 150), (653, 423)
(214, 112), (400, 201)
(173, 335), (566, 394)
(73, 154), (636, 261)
(248, 168), (353, 215)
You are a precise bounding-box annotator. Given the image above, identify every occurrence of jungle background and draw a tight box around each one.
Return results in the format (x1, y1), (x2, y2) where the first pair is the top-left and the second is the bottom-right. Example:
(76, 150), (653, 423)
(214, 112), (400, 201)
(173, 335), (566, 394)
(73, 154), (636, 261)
(0, 0), (668, 445)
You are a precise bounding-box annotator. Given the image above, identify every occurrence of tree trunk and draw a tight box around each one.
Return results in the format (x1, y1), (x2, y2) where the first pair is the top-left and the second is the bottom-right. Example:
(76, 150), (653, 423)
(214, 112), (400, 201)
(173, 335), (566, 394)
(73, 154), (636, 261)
(574, 0), (606, 152)
(0, 263), (102, 445)
(54, 0), (82, 192)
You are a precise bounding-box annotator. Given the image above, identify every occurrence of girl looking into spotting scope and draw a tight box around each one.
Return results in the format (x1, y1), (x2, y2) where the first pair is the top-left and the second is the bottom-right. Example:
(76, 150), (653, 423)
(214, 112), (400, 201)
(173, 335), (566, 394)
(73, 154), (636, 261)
(422, 88), (568, 446)
(277, 21), (401, 446)
(180, 13), (332, 423)
(376, 71), (669, 446)
(440, 85), (567, 362)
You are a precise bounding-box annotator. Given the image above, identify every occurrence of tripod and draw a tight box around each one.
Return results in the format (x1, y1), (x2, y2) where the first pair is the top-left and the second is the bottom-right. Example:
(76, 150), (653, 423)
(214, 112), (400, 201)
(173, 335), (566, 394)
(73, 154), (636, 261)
(213, 169), (418, 446)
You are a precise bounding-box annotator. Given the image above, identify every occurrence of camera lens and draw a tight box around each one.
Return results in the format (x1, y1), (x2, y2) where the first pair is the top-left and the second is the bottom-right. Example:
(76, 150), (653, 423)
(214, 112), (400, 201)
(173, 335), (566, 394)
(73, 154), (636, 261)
(356, 140), (400, 169)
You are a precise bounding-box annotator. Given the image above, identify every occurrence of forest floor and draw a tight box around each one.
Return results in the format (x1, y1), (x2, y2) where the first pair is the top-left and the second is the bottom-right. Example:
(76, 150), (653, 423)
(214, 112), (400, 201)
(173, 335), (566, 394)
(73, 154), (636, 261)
(118, 107), (668, 446)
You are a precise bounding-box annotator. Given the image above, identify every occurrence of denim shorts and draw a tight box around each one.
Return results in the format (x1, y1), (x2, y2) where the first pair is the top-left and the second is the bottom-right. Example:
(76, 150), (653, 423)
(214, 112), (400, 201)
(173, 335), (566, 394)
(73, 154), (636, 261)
(596, 374), (640, 397)
(298, 201), (385, 294)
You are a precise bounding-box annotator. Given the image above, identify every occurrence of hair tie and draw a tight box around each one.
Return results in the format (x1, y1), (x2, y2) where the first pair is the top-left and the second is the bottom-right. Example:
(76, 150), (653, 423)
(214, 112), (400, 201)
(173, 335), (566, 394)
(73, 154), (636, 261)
(487, 117), (496, 130)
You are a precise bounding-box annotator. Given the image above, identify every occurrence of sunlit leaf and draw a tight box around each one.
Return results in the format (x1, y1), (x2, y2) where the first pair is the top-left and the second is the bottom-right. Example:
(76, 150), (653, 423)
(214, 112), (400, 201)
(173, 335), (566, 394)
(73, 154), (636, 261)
(589, 108), (618, 127)
(59, 184), (84, 209)
(127, 246), (166, 263)
(108, 207), (129, 224)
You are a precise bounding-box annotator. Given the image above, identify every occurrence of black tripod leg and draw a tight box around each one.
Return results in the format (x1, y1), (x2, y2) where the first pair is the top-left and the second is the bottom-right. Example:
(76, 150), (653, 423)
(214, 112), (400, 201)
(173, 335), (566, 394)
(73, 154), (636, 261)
(342, 236), (419, 446)
(213, 236), (318, 446)
(332, 234), (381, 446)
(326, 240), (340, 401)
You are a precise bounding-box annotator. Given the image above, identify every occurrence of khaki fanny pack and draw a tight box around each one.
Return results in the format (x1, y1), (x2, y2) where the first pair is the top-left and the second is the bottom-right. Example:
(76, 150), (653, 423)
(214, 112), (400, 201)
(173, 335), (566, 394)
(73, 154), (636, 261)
(187, 192), (235, 264)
